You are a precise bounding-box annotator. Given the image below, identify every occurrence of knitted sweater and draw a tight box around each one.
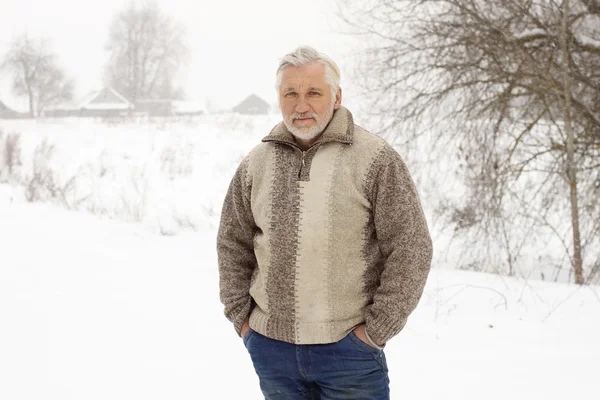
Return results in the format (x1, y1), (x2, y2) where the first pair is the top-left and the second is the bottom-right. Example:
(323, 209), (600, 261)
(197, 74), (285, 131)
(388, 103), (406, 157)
(217, 106), (433, 345)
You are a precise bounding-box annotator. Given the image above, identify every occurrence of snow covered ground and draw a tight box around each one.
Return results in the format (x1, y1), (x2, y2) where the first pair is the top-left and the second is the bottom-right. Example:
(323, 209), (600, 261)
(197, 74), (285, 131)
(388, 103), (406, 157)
(1, 116), (599, 399)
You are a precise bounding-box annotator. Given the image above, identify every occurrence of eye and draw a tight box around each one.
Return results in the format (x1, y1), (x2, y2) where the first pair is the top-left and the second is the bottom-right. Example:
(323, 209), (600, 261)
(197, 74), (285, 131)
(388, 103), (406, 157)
(285, 92), (297, 97)
(309, 91), (321, 96)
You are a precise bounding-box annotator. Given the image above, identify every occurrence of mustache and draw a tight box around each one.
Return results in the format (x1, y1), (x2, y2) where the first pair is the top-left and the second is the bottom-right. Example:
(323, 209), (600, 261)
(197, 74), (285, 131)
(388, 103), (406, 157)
(292, 112), (317, 120)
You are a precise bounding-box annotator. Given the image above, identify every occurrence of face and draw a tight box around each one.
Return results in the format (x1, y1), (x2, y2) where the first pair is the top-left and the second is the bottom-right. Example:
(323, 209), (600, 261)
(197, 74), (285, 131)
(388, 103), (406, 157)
(279, 63), (342, 141)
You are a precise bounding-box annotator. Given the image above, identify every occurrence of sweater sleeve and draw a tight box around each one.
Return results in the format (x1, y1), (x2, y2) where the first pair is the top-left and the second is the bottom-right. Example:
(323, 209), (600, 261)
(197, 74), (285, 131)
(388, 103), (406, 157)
(217, 157), (257, 336)
(364, 144), (433, 344)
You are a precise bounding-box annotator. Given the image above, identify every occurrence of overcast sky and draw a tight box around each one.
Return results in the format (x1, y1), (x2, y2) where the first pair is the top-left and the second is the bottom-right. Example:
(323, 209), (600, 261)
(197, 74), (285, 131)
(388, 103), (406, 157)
(0, 0), (360, 112)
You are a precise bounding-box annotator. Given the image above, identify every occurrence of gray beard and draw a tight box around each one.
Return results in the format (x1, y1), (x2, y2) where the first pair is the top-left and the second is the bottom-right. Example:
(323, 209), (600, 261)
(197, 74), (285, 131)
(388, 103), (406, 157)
(285, 104), (335, 141)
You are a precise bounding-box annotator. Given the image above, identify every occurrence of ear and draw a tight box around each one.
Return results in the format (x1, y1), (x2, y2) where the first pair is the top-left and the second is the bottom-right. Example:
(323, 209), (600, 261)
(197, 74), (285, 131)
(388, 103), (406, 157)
(333, 87), (342, 110)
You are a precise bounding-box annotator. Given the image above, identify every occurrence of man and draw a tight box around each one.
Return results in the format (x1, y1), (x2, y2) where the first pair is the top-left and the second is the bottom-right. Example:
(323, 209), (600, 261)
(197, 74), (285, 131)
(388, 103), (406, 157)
(218, 46), (433, 399)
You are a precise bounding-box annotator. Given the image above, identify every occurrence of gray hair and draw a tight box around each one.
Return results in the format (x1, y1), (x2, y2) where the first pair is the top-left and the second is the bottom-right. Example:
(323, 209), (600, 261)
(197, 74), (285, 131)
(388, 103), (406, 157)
(275, 46), (341, 98)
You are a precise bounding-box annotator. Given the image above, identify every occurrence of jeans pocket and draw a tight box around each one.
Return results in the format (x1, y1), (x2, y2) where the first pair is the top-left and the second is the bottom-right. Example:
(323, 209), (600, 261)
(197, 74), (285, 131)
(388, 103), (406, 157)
(242, 328), (254, 347)
(348, 331), (383, 354)
(346, 332), (388, 372)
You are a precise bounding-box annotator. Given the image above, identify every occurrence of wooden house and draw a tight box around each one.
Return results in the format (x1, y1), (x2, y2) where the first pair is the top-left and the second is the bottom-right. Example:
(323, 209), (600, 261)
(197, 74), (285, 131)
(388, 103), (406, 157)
(233, 94), (270, 115)
(78, 87), (132, 117)
(0, 100), (24, 119)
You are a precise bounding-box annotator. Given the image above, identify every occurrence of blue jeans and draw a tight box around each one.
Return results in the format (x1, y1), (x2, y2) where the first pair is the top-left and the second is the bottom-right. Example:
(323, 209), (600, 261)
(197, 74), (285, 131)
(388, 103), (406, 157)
(243, 329), (390, 399)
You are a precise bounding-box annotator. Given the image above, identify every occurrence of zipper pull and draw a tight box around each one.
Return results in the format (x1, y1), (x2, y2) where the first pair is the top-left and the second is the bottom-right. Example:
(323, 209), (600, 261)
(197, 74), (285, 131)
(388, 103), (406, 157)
(298, 151), (306, 179)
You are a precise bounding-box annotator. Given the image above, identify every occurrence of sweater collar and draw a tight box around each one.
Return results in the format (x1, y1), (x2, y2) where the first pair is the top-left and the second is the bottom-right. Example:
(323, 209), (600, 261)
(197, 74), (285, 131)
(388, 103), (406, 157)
(262, 106), (355, 147)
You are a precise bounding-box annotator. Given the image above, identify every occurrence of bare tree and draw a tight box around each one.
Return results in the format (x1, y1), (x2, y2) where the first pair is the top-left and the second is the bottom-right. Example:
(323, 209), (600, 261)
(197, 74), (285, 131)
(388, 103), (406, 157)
(559, 0), (584, 284)
(339, 0), (600, 283)
(1, 34), (74, 117)
(104, 1), (188, 104)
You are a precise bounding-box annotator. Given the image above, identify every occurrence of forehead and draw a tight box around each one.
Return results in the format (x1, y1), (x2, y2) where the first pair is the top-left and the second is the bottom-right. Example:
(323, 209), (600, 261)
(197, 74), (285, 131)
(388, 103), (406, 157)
(280, 63), (327, 89)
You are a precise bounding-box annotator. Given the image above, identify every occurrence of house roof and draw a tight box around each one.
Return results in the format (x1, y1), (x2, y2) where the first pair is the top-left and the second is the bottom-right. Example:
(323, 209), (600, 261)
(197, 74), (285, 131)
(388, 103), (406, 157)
(233, 94), (270, 111)
(0, 100), (13, 112)
(0, 100), (21, 117)
(79, 87), (132, 110)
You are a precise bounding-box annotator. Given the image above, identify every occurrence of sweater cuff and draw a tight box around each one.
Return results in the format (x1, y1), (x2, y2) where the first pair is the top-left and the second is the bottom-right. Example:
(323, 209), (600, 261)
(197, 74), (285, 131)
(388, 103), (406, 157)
(233, 301), (253, 337)
(365, 312), (406, 344)
(364, 328), (386, 350)
(234, 321), (243, 337)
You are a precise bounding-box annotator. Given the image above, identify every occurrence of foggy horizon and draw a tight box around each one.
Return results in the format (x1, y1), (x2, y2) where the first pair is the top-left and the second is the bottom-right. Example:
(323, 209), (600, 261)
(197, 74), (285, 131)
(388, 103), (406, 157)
(0, 0), (356, 112)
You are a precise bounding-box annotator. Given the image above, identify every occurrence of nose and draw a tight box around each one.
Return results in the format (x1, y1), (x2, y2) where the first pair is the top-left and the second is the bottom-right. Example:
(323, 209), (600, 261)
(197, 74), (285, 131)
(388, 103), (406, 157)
(295, 96), (310, 113)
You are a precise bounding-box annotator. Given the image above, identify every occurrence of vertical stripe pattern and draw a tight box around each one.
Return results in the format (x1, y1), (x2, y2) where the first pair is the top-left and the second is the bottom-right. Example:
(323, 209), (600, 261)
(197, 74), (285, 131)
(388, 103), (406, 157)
(265, 145), (301, 342)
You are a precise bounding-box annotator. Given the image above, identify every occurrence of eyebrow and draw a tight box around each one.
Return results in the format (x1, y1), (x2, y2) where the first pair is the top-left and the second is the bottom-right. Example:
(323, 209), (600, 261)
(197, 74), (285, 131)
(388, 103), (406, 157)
(282, 87), (324, 92)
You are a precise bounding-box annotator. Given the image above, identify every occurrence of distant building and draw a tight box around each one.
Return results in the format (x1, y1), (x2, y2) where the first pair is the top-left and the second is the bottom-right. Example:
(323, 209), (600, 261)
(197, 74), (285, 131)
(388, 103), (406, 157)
(0, 100), (24, 119)
(78, 87), (133, 117)
(33, 87), (207, 119)
(233, 94), (270, 115)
